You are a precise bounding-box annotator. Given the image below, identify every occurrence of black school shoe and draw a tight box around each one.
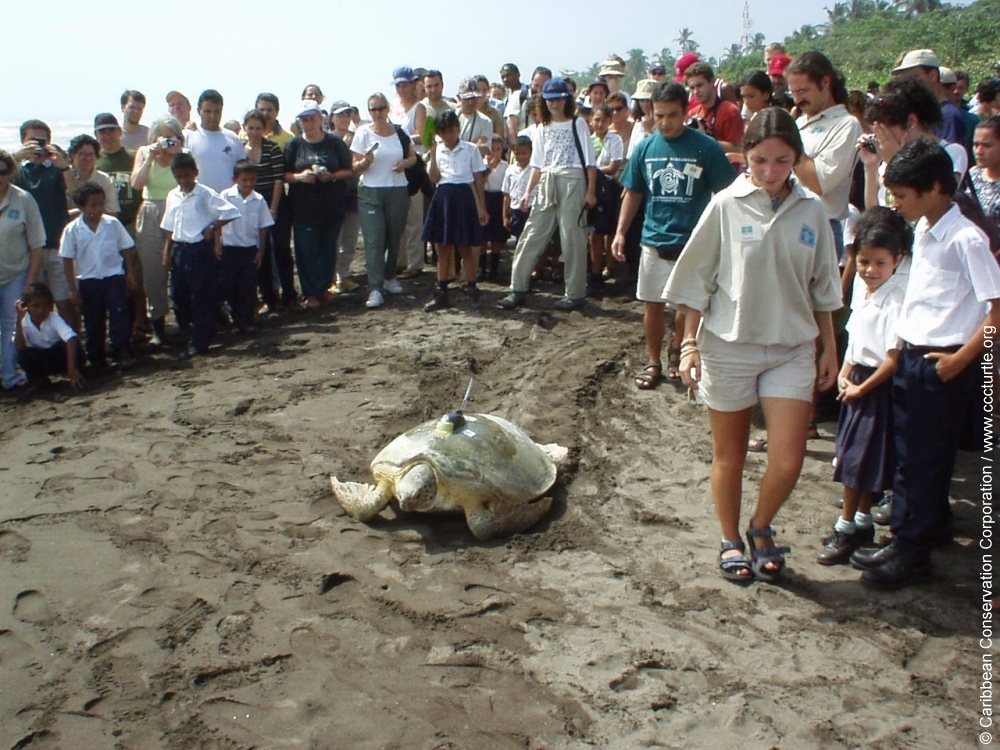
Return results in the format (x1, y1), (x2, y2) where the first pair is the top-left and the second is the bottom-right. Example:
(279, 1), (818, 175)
(860, 544), (932, 589)
(817, 526), (875, 565)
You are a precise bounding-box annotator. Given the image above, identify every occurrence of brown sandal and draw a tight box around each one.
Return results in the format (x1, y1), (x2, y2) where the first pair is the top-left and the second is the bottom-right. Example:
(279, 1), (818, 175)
(635, 363), (663, 390)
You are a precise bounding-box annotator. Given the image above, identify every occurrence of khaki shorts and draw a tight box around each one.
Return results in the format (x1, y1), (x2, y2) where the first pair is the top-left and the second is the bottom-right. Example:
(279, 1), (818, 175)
(39, 248), (70, 301)
(636, 245), (675, 303)
(698, 328), (817, 412)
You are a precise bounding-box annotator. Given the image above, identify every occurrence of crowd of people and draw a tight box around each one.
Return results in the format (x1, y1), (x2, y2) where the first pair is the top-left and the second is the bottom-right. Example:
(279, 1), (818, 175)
(3, 45), (1000, 590)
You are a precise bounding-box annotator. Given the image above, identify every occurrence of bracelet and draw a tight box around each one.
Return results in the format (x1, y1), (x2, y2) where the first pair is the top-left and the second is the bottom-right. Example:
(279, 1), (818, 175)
(680, 337), (698, 348)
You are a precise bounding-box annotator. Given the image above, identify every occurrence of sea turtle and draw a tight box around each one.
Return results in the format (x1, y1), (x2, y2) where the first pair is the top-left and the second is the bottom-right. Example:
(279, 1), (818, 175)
(331, 410), (567, 540)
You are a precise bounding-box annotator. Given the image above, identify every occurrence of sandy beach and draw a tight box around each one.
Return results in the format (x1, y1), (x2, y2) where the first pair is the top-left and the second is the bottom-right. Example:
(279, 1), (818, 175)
(0, 268), (987, 750)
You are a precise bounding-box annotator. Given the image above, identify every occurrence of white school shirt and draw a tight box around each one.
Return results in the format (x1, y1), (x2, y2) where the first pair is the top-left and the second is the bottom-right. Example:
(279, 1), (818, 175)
(434, 140), (486, 185)
(59, 214), (134, 280)
(22, 311), (77, 349)
(845, 274), (905, 367)
(502, 163), (535, 207)
(219, 185), (275, 247)
(596, 131), (624, 169)
(485, 159), (507, 192)
(160, 183), (241, 243)
(896, 203), (1000, 347)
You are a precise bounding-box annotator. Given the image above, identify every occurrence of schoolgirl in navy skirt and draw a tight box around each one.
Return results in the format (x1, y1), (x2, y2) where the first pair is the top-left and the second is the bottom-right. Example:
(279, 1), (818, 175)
(818, 207), (911, 565)
(422, 110), (488, 311)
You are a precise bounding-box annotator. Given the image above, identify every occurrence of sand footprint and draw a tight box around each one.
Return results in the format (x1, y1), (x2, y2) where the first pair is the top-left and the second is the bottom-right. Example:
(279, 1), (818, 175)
(0, 530), (31, 563)
(13, 590), (56, 624)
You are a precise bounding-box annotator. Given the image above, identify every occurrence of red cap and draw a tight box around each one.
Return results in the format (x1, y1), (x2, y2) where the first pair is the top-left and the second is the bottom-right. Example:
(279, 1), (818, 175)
(768, 54), (792, 77)
(674, 52), (701, 83)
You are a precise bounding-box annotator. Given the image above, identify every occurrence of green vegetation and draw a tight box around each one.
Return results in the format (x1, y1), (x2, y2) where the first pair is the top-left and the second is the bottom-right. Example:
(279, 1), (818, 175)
(564, 0), (999, 97)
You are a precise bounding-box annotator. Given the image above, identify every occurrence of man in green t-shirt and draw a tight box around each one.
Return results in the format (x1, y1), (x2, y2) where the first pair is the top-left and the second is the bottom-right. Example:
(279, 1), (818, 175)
(94, 114), (139, 232)
(612, 82), (736, 389)
(94, 113), (144, 338)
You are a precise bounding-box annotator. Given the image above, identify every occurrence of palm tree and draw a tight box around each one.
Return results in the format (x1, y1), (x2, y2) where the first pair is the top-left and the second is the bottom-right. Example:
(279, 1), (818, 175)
(824, 2), (850, 25)
(724, 43), (744, 63)
(750, 32), (766, 57)
(893, 0), (941, 17)
(791, 23), (822, 42)
(674, 28), (699, 55)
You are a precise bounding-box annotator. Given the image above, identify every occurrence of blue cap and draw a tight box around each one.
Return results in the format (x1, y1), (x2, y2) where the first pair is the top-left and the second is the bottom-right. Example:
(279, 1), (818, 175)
(541, 78), (572, 100)
(392, 66), (419, 85)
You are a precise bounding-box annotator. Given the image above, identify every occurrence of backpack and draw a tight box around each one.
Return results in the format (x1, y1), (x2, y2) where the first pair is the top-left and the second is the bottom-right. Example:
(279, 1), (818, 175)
(394, 126), (431, 197)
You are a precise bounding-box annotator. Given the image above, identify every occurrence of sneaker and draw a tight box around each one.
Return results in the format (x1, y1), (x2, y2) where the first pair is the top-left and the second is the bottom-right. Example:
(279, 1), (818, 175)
(498, 291), (526, 310)
(384, 278), (404, 294)
(366, 289), (384, 309)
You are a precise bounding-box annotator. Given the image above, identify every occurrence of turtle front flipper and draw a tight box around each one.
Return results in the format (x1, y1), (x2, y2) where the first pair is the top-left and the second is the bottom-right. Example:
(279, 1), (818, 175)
(331, 477), (393, 522)
(464, 495), (554, 541)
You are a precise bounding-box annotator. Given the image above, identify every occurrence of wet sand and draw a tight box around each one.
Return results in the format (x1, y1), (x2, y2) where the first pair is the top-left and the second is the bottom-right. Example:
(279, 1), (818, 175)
(0, 268), (985, 749)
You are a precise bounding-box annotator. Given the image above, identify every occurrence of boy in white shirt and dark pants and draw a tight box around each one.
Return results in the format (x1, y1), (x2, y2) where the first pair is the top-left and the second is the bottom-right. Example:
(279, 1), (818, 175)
(160, 153), (240, 359)
(851, 140), (1000, 588)
(220, 160), (274, 333)
(59, 182), (136, 369)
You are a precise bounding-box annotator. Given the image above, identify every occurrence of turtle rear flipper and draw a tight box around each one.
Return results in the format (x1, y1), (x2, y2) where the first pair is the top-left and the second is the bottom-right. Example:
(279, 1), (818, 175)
(465, 495), (553, 541)
(331, 477), (392, 522)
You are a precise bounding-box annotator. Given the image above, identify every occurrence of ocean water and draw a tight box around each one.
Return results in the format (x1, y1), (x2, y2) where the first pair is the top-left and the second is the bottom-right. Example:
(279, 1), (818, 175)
(1, 120), (103, 151)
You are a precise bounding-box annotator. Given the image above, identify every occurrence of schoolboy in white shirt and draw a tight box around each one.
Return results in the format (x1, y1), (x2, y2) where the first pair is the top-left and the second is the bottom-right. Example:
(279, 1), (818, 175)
(851, 140), (1000, 588)
(14, 281), (85, 391)
(160, 153), (240, 359)
(59, 182), (136, 369)
(220, 160), (274, 333)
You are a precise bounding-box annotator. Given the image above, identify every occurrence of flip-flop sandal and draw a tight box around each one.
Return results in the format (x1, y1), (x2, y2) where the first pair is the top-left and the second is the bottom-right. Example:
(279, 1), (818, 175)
(747, 437), (768, 452)
(746, 524), (791, 583)
(666, 346), (682, 381)
(635, 363), (663, 390)
(719, 539), (753, 582)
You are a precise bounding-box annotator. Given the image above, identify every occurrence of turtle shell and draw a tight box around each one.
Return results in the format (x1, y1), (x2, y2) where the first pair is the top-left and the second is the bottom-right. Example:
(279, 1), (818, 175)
(370, 414), (557, 508)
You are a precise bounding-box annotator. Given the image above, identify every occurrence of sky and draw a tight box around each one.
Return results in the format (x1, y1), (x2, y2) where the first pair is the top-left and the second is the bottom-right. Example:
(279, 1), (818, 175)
(3, 0), (976, 129)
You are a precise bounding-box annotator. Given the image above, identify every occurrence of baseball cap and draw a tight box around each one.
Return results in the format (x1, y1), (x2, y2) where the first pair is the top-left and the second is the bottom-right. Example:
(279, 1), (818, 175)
(767, 54), (792, 77)
(329, 100), (353, 115)
(893, 49), (940, 73)
(297, 100), (323, 117)
(94, 113), (121, 132)
(648, 62), (667, 75)
(500, 63), (520, 75)
(674, 52), (700, 82)
(939, 66), (957, 85)
(541, 78), (572, 100)
(165, 91), (188, 105)
(457, 77), (482, 99)
(588, 77), (609, 93)
(392, 66), (419, 85)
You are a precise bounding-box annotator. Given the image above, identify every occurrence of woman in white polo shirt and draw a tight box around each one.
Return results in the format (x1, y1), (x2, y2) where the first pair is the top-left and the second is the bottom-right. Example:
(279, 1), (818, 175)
(663, 108), (842, 583)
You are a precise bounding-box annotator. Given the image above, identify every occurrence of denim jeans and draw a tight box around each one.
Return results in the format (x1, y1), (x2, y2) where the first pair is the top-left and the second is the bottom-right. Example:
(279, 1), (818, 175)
(0, 270), (28, 388)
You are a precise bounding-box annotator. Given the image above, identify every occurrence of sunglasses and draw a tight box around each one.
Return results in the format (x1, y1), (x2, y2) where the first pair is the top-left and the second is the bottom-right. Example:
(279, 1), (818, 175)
(610, 105), (626, 113)
(369, 105), (388, 112)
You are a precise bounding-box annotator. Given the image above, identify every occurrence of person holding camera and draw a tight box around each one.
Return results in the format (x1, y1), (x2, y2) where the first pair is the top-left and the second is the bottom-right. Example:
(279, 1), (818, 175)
(130, 116), (185, 345)
(283, 100), (354, 310)
(683, 62), (744, 154)
(13, 120), (78, 331)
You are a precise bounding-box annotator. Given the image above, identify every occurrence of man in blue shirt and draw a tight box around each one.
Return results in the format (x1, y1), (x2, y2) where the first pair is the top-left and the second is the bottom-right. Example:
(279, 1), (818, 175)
(611, 83), (736, 389)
